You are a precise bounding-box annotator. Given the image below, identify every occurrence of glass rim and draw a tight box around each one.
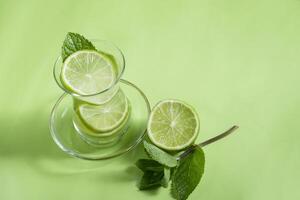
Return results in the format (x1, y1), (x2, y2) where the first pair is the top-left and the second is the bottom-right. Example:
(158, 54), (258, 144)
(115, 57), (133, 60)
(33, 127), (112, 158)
(53, 39), (126, 97)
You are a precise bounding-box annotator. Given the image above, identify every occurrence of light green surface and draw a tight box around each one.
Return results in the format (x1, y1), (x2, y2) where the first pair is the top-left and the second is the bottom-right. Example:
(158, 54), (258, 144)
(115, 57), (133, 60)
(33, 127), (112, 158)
(0, 0), (299, 199)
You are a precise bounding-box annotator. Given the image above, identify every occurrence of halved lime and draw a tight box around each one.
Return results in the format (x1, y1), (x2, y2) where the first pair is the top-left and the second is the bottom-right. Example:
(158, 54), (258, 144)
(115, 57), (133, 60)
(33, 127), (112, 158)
(61, 50), (116, 95)
(147, 100), (200, 151)
(77, 89), (129, 132)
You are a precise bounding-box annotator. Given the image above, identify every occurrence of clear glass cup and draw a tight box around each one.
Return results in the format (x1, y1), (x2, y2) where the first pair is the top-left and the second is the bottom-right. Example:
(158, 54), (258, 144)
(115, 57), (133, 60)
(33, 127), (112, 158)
(53, 40), (127, 146)
(50, 40), (151, 160)
(50, 40), (151, 159)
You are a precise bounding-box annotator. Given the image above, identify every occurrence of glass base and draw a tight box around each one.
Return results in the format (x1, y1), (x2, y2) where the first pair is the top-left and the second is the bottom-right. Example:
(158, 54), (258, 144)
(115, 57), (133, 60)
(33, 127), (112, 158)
(49, 79), (151, 160)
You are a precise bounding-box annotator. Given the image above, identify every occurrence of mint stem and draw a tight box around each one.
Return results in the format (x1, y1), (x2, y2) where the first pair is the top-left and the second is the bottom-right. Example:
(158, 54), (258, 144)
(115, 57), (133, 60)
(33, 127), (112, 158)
(178, 125), (239, 160)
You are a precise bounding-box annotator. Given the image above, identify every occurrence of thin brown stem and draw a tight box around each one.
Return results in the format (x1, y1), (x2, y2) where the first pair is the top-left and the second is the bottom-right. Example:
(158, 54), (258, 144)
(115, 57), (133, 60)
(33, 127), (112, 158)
(178, 125), (239, 160)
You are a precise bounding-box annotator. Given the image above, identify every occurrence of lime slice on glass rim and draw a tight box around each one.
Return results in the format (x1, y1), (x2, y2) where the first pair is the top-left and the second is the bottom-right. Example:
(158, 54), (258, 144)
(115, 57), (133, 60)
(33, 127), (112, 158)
(76, 89), (130, 133)
(147, 100), (200, 151)
(61, 50), (120, 105)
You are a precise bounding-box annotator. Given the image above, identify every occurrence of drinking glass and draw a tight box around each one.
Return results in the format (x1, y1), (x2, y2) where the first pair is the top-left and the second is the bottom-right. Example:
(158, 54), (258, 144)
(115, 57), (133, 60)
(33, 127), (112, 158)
(50, 40), (151, 160)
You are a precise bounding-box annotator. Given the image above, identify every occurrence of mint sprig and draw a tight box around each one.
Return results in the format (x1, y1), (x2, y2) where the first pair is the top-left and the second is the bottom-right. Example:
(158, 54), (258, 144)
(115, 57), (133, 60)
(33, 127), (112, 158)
(135, 126), (239, 200)
(61, 32), (96, 61)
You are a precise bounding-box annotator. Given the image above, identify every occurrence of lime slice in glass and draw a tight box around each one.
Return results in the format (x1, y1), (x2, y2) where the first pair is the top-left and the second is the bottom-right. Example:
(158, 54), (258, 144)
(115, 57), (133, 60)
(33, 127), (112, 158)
(77, 90), (129, 132)
(147, 100), (200, 151)
(74, 105), (130, 138)
(61, 50), (116, 95)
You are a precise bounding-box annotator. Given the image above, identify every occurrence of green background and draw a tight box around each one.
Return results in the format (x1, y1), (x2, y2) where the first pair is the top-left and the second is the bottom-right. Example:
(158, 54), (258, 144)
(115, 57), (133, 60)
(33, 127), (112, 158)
(0, 0), (299, 199)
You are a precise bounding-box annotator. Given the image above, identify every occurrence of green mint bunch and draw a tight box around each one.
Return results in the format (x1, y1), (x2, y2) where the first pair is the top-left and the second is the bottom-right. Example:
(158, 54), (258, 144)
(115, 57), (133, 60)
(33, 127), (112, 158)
(136, 141), (205, 200)
(136, 126), (239, 200)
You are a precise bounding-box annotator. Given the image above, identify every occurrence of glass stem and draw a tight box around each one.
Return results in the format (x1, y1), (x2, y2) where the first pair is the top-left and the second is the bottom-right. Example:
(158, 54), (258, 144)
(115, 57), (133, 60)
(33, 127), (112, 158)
(178, 125), (239, 160)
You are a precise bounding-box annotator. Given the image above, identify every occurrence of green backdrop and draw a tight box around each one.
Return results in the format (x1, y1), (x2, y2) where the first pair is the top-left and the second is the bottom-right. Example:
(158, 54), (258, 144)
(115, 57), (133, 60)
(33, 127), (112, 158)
(0, 0), (299, 199)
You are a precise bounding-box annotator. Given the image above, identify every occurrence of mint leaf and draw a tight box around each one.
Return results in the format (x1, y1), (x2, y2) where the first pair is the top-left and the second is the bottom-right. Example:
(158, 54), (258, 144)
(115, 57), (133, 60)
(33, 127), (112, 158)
(143, 141), (178, 167)
(171, 147), (205, 200)
(161, 167), (171, 188)
(136, 159), (164, 172)
(138, 170), (164, 190)
(61, 32), (96, 61)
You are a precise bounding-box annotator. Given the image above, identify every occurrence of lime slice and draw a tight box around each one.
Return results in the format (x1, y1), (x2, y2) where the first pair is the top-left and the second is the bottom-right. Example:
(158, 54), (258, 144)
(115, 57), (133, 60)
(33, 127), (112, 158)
(61, 50), (116, 95)
(147, 100), (200, 151)
(77, 89), (129, 132)
(74, 104), (130, 138)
